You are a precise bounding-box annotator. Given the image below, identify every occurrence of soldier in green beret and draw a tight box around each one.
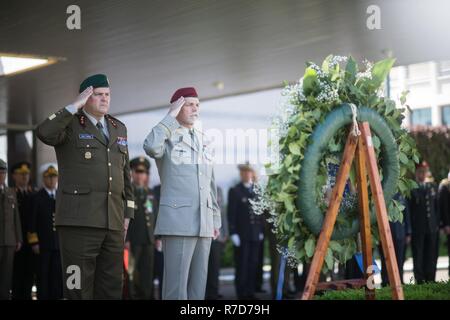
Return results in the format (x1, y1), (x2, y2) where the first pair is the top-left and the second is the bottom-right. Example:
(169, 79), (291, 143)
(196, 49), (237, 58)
(36, 74), (134, 299)
(0, 159), (22, 299)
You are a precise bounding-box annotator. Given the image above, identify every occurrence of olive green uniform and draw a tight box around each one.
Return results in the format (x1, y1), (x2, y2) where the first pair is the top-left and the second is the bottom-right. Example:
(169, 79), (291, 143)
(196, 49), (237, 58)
(0, 185), (22, 299)
(36, 107), (134, 299)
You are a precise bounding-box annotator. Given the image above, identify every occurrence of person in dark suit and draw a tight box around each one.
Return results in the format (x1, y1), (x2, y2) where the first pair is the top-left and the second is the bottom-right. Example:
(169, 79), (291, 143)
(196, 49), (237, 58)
(380, 193), (410, 286)
(205, 186), (228, 300)
(29, 163), (63, 299)
(438, 170), (450, 277)
(408, 161), (440, 284)
(126, 156), (158, 299)
(228, 163), (264, 299)
(0, 159), (22, 300)
(10, 162), (37, 300)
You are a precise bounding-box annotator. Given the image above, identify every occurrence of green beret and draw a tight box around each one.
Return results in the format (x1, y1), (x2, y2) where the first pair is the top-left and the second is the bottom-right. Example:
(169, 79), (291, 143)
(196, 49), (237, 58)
(0, 159), (7, 170)
(130, 156), (150, 172)
(79, 74), (110, 93)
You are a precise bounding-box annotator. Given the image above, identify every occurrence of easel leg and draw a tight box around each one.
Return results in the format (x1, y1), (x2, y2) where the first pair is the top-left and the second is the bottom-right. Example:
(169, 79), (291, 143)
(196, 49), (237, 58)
(359, 122), (404, 300)
(301, 131), (358, 300)
(355, 135), (375, 300)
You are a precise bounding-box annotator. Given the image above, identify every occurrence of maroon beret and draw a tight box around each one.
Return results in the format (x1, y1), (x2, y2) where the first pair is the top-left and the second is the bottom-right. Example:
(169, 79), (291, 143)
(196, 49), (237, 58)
(170, 87), (198, 103)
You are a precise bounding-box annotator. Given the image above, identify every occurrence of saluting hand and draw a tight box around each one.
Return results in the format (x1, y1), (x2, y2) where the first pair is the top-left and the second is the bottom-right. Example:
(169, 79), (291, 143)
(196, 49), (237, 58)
(73, 86), (94, 110)
(168, 97), (185, 117)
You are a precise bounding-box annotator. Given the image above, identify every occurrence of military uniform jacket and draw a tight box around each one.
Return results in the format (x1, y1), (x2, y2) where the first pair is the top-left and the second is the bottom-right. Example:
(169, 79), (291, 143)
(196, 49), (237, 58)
(143, 114), (221, 237)
(227, 182), (264, 242)
(0, 186), (22, 246)
(16, 186), (36, 245)
(127, 186), (157, 245)
(438, 179), (450, 227)
(29, 188), (59, 251)
(408, 183), (440, 235)
(36, 107), (134, 231)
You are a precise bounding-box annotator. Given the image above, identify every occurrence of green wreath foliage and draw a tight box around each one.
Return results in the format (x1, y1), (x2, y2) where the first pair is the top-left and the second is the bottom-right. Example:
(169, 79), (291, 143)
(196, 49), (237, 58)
(259, 55), (420, 272)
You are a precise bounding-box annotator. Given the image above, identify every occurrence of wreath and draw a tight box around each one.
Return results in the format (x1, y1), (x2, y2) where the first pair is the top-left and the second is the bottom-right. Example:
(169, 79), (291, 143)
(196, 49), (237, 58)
(251, 55), (420, 272)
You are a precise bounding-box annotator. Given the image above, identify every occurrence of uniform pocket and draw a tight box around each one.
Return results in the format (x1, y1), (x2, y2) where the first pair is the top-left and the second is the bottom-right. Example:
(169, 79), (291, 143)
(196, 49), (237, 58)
(58, 186), (91, 218)
(77, 139), (100, 162)
(159, 196), (192, 209)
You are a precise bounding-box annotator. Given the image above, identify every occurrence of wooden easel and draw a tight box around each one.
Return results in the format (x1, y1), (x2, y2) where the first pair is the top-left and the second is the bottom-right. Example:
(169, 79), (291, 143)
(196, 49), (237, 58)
(300, 122), (404, 300)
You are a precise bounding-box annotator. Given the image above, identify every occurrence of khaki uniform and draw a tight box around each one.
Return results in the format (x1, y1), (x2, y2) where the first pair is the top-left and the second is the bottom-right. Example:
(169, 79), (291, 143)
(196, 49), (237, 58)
(0, 186), (22, 299)
(36, 107), (134, 299)
(143, 114), (220, 300)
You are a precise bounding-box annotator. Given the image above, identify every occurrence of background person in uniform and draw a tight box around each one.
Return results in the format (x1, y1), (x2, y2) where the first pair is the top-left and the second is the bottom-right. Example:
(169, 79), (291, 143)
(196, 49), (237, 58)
(143, 87), (221, 300)
(29, 163), (62, 300)
(205, 186), (228, 300)
(126, 156), (158, 299)
(438, 169), (450, 277)
(36, 74), (135, 299)
(0, 159), (22, 300)
(10, 162), (37, 300)
(408, 161), (440, 283)
(152, 184), (164, 299)
(380, 193), (410, 286)
(228, 163), (264, 300)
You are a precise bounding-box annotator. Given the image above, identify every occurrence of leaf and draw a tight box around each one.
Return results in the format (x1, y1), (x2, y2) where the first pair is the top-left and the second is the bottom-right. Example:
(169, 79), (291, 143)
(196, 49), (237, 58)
(322, 55), (332, 73)
(288, 142), (301, 156)
(399, 152), (409, 165)
(305, 238), (315, 258)
(345, 56), (358, 84)
(371, 58), (396, 89)
(329, 241), (342, 252)
(325, 248), (334, 271)
(400, 90), (409, 105)
(372, 135), (381, 149)
(302, 67), (318, 96)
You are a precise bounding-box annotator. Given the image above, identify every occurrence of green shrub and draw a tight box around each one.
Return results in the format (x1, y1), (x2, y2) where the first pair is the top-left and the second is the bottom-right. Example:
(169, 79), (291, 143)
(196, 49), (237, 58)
(316, 281), (450, 300)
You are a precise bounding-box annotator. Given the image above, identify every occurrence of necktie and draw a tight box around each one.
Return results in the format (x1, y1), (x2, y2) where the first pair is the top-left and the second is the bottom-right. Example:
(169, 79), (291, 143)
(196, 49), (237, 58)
(50, 192), (55, 199)
(189, 129), (198, 164)
(96, 122), (109, 144)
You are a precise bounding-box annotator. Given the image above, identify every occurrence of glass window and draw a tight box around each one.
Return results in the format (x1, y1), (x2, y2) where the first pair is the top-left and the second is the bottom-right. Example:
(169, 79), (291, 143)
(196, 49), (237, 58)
(410, 107), (432, 126)
(442, 105), (450, 125)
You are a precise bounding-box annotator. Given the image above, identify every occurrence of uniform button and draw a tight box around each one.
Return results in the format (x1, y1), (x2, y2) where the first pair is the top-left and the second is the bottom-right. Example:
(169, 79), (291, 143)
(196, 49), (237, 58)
(200, 186), (204, 190)
(174, 204), (177, 207)
(53, 227), (56, 231)
(74, 190), (78, 194)
(147, 223), (151, 227)
(108, 162), (111, 166)
(199, 172), (202, 176)
(107, 148), (110, 152)
(200, 202), (203, 206)
(109, 177), (112, 181)
(109, 192), (112, 195)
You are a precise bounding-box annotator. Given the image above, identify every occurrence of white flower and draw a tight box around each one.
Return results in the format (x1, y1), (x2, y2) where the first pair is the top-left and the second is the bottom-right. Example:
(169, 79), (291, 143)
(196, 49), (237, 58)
(249, 182), (276, 217)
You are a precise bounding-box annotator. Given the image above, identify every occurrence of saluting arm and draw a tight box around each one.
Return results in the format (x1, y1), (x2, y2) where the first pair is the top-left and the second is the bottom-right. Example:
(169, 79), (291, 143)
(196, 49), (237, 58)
(143, 97), (185, 159)
(143, 114), (179, 159)
(36, 86), (94, 146)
